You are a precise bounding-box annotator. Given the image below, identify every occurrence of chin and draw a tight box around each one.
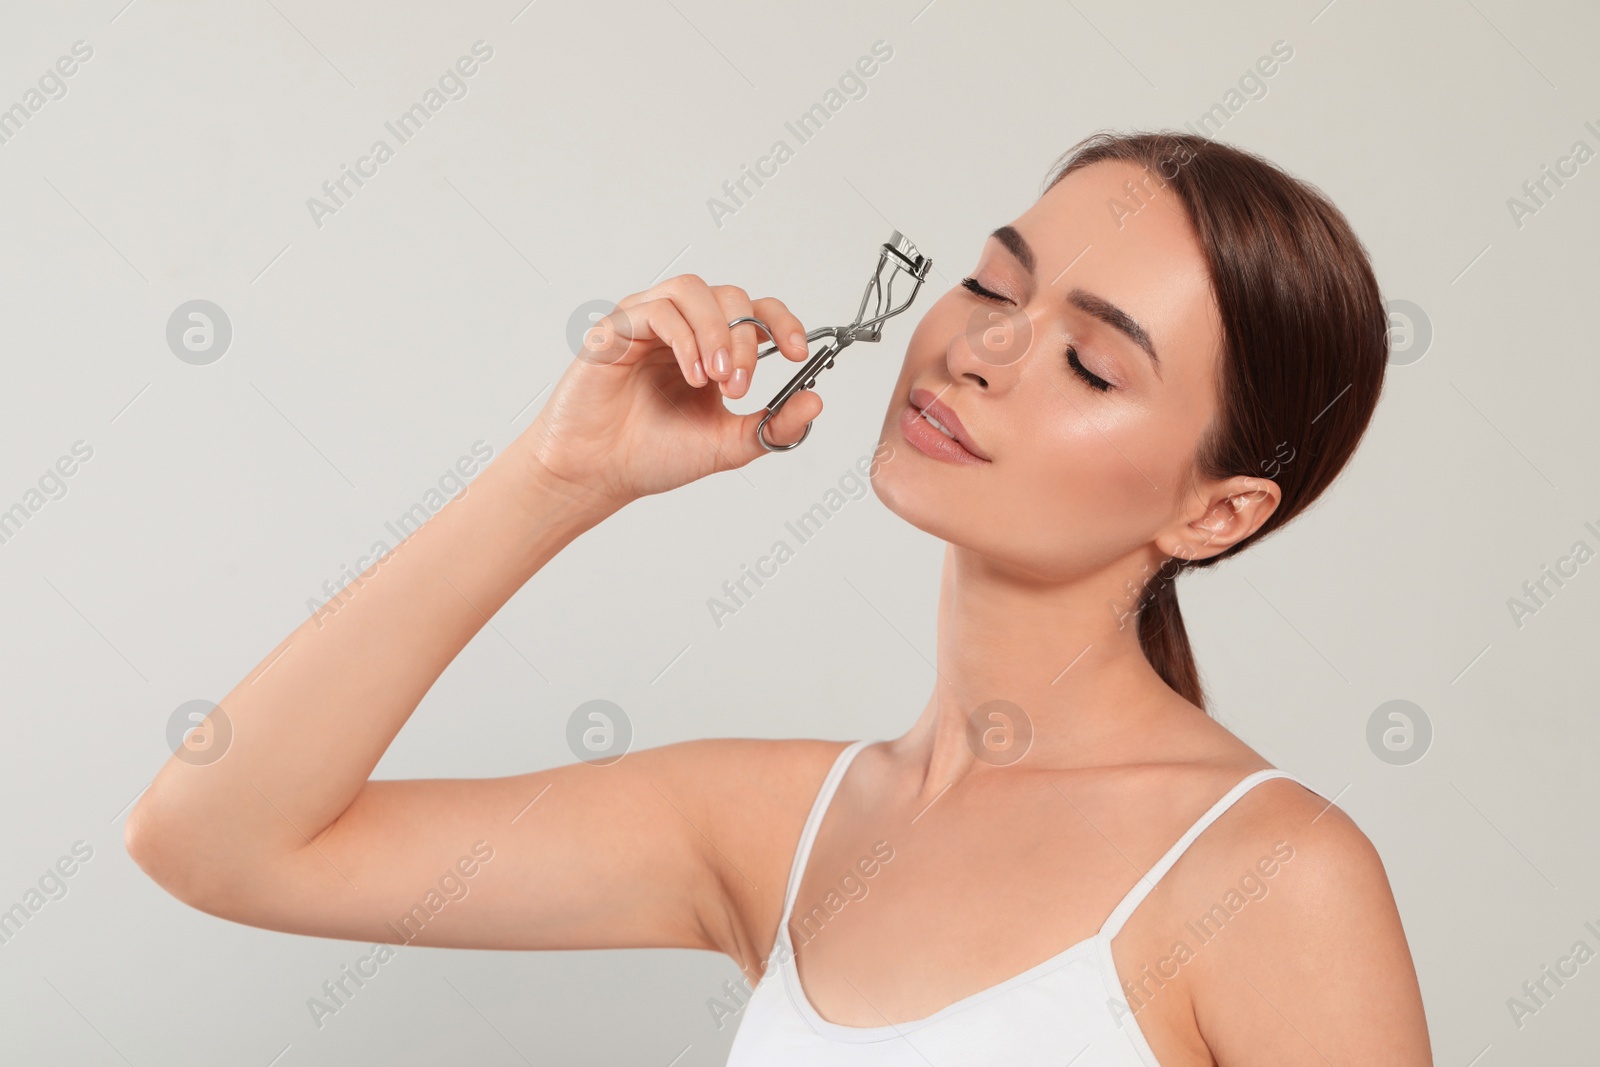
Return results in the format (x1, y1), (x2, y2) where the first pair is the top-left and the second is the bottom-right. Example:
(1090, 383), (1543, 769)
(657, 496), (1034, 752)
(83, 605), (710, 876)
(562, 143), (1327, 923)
(869, 423), (967, 544)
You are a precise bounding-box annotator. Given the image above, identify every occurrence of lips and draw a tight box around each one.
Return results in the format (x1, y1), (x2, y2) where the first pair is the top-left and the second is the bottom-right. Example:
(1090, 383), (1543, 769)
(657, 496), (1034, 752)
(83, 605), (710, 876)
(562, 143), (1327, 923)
(906, 386), (991, 462)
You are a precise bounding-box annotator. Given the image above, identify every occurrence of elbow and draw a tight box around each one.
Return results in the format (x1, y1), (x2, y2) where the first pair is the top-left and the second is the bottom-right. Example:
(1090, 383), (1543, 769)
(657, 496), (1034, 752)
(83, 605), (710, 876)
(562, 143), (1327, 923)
(124, 785), (291, 924)
(123, 793), (185, 898)
(123, 790), (229, 911)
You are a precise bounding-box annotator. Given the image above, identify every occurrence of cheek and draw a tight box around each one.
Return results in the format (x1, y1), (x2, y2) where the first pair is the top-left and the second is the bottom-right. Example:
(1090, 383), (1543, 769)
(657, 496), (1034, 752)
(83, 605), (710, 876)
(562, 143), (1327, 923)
(993, 400), (1184, 563)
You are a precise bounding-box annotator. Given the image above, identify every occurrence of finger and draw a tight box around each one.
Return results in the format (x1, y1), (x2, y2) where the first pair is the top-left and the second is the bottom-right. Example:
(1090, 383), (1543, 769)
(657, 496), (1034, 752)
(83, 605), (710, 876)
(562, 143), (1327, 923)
(585, 299), (704, 386)
(658, 275), (736, 389)
(712, 285), (759, 400)
(577, 302), (640, 367)
(634, 299), (707, 386)
(749, 296), (811, 362)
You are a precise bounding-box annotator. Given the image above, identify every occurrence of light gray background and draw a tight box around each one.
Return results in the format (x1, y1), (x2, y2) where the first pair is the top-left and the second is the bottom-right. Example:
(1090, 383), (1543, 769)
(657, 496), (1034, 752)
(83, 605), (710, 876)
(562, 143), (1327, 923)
(1, 0), (1595, 1063)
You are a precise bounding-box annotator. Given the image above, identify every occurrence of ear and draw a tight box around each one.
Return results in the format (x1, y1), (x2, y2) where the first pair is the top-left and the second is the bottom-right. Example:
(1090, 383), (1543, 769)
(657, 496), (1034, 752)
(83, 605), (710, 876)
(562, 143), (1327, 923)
(1159, 476), (1281, 565)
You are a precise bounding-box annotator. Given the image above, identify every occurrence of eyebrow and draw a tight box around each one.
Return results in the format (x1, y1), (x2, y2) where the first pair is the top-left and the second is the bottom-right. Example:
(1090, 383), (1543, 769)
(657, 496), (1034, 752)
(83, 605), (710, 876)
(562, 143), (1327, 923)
(990, 224), (1162, 376)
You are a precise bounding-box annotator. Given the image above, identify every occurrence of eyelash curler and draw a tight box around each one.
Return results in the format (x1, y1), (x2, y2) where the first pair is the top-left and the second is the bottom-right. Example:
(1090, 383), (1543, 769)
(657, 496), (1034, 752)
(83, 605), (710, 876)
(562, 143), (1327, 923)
(728, 231), (934, 453)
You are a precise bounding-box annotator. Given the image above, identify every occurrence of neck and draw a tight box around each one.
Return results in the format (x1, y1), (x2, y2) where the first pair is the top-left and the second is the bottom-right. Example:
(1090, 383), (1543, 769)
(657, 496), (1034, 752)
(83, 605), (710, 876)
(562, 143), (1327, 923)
(896, 542), (1181, 791)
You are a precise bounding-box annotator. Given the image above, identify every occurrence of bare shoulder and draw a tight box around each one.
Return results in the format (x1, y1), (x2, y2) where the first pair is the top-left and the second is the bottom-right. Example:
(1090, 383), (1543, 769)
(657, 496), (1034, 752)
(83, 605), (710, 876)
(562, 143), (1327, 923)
(1160, 773), (1432, 1063)
(1149, 728), (1398, 969)
(650, 736), (856, 978)
(1104, 697), (1431, 1063)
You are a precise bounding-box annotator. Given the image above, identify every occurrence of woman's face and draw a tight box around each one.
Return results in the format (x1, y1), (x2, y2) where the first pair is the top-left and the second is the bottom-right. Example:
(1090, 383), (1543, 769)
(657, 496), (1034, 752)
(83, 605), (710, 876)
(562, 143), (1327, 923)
(873, 159), (1227, 582)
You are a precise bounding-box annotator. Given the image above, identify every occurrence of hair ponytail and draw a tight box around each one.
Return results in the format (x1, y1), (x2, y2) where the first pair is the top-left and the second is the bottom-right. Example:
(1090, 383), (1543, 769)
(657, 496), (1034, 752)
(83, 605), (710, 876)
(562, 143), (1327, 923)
(1136, 563), (1203, 709)
(1046, 130), (1391, 714)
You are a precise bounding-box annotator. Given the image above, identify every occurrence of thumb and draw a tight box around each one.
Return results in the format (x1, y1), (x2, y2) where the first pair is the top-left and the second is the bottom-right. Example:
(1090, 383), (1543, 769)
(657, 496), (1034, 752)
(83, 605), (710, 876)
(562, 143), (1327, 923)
(728, 390), (823, 463)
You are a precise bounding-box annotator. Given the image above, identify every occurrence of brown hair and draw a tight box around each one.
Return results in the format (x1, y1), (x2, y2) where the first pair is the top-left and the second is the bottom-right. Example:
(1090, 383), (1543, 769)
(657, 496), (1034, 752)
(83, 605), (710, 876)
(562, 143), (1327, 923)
(1043, 130), (1388, 713)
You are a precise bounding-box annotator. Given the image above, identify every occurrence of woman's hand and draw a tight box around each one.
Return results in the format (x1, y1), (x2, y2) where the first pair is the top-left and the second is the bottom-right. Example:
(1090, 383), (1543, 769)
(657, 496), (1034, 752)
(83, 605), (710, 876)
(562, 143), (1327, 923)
(519, 275), (823, 511)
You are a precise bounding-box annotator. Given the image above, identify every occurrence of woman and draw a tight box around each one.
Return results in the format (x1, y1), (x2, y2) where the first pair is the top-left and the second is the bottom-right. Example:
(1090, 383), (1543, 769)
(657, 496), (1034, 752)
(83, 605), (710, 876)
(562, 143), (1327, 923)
(126, 130), (1432, 1063)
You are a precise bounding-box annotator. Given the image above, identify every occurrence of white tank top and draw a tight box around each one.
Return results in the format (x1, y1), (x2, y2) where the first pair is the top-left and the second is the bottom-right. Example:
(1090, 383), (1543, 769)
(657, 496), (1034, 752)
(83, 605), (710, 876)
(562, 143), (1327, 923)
(724, 738), (1315, 1065)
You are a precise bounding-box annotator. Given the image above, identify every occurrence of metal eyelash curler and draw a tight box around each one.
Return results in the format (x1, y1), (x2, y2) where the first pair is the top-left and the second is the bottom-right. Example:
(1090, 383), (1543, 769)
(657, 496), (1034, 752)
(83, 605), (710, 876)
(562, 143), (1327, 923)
(728, 231), (934, 453)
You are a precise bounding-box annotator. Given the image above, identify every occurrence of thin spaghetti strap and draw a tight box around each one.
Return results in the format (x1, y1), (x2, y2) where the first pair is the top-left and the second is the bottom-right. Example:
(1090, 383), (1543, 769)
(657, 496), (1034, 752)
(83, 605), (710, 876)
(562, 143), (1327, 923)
(777, 739), (875, 929)
(1098, 768), (1311, 940)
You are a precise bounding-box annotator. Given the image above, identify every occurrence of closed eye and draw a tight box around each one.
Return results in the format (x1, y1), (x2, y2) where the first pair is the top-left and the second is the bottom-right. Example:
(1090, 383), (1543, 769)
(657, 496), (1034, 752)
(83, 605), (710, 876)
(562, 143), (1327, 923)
(961, 276), (1007, 302)
(959, 276), (1115, 393)
(1067, 348), (1112, 392)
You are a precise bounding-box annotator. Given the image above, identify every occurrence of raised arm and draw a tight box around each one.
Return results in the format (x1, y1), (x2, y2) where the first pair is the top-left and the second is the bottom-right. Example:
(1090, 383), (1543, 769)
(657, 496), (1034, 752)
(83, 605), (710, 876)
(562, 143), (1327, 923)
(125, 276), (827, 957)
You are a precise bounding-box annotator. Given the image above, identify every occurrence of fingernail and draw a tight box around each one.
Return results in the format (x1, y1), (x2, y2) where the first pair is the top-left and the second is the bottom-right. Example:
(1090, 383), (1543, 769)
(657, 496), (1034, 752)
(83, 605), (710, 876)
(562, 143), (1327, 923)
(691, 358), (706, 385)
(713, 347), (730, 376)
(789, 331), (807, 353)
(730, 366), (748, 394)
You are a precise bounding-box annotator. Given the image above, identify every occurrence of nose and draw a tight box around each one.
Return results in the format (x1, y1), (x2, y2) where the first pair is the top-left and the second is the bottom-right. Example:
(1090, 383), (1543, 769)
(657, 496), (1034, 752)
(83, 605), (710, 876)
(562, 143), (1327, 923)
(946, 301), (1035, 392)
